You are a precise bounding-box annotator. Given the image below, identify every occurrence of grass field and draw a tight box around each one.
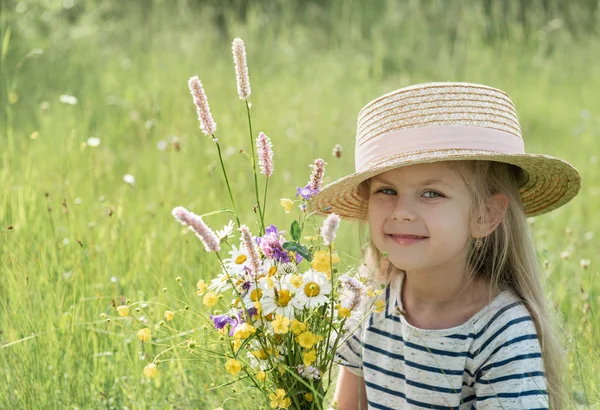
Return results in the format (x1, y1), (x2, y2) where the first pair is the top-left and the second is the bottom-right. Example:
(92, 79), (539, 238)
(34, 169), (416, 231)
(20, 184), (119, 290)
(1, 1), (599, 408)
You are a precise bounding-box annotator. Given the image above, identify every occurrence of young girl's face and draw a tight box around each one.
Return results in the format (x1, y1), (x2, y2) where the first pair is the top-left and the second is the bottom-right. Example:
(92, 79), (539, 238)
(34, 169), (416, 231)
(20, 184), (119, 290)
(368, 162), (474, 273)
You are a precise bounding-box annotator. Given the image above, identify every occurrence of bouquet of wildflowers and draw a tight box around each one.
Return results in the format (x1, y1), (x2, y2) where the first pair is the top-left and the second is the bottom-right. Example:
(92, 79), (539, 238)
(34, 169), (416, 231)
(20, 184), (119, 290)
(107, 38), (382, 410)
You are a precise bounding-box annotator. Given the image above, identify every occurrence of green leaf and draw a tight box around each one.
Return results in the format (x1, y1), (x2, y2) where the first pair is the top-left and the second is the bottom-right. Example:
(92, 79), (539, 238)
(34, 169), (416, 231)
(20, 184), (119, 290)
(295, 244), (312, 262)
(282, 241), (300, 252)
(290, 220), (302, 241)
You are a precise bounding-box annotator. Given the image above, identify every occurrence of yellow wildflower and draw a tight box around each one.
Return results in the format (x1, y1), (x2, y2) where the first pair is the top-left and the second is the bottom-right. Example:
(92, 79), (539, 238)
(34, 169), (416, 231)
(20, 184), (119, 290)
(367, 288), (383, 297)
(297, 331), (318, 349)
(232, 339), (242, 352)
(164, 310), (175, 321)
(290, 319), (307, 335)
(137, 328), (151, 342)
(303, 349), (317, 366)
(196, 279), (207, 295)
(256, 370), (267, 382)
(143, 363), (157, 378)
(272, 314), (290, 334)
(289, 274), (303, 288)
(338, 307), (351, 318)
(251, 349), (268, 360)
(280, 198), (294, 213)
(311, 250), (340, 278)
(203, 291), (219, 307)
(269, 389), (291, 409)
(225, 358), (242, 375)
(116, 305), (129, 317)
(253, 301), (263, 315)
(233, 323), (256, 339)
(374, 300), (386, 313)
(304, 393), (313, 402)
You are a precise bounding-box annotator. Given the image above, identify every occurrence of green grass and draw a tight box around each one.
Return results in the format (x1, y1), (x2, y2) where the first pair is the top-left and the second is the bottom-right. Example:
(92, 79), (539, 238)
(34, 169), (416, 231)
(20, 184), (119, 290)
(1, 0), (599, 408)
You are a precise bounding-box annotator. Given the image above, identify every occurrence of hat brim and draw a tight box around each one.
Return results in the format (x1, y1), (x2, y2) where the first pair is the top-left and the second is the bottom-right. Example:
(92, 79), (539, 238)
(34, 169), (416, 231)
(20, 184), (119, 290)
(307, 149), (581, 220)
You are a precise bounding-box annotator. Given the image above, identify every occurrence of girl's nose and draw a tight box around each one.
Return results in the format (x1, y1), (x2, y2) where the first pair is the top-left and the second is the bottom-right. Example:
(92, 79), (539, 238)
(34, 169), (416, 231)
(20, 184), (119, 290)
(390, 198), (418, 222)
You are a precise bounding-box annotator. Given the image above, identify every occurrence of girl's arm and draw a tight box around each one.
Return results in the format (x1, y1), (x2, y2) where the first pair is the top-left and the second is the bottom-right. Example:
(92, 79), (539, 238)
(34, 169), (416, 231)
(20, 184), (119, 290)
(333, 367), (368, 410)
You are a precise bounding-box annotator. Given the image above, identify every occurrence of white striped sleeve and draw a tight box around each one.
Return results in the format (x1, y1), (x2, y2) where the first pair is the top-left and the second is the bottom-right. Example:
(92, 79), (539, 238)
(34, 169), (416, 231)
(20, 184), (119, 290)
(474, 308), (549, 409)
(334, 315), (366, 377)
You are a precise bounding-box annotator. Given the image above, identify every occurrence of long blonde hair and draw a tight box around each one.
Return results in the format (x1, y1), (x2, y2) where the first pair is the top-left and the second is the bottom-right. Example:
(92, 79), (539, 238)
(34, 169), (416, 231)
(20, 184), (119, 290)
(356, 160), (568, 409)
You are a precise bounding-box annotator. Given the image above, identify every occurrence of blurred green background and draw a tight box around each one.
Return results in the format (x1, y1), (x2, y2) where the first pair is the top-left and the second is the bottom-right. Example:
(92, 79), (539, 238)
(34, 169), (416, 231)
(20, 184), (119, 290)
(1, 0), (599, 408)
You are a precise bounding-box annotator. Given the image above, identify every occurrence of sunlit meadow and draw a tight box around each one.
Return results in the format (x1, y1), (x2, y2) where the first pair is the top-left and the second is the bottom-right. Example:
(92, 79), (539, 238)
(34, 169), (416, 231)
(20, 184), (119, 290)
(1, 1), (599, 408)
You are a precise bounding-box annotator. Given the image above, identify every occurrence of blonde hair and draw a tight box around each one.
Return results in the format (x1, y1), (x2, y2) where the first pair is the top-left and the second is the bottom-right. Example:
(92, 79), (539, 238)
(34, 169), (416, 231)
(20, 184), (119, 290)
(356, 160), (568, 409)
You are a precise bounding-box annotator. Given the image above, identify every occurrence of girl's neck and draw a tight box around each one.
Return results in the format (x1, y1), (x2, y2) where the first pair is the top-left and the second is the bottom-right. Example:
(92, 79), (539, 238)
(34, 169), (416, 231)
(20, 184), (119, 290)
(400, 268), (494, 330)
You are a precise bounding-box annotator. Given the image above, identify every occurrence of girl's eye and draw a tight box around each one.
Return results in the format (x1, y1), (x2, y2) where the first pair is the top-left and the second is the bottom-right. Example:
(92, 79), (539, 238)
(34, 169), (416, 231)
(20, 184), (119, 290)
(423, 190), (443, 199)
(376, 188), (396, 195)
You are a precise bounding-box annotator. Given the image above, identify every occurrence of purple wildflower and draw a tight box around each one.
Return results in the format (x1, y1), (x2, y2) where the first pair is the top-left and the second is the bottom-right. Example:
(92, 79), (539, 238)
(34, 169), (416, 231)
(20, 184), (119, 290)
(296, 184), (319, 200)
(210, 313), (234, 330)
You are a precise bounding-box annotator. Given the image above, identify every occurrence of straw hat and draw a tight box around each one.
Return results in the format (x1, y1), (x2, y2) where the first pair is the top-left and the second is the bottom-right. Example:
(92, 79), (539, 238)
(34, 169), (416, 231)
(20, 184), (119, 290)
(308, 82), (581, 220)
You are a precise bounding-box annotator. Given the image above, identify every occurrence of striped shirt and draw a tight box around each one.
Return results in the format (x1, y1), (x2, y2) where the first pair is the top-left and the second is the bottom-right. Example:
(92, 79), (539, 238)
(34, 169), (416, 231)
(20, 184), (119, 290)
(335, 273), (549, 409)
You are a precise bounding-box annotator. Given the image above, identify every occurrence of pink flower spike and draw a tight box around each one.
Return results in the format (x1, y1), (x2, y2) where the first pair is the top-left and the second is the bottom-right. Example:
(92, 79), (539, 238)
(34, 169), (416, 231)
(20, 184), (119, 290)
(232, 38), (251, 100)
(308, 158), (327, 191)
(239, 225), (260, 275)
(188, 76), (217, 136)
(256, 132), (274, 178)
(321, 212), (340, 246)
(172, 206), (220, 252)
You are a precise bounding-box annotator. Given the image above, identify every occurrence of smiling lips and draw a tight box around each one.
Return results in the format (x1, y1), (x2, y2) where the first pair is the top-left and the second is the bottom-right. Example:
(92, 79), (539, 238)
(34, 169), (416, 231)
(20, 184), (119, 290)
(387, 234), (428, 245)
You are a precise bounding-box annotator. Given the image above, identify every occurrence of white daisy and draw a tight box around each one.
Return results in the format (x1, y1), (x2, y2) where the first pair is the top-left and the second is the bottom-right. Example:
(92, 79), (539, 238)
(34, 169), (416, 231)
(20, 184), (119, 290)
(277, 262), (297, 276)
(292, 269), (331, 310)
(260, 257), (278, 278)
(222, 244), (249, 275)
(216, 220), (235, 242)
(242, 276), (269, 309)
(260, 276), (297, 319)
(208, 271), (233, 294)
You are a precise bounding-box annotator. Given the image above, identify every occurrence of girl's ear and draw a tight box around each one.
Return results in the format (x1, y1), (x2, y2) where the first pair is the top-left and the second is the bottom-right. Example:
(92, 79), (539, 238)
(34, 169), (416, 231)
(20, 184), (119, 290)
(472, 193), (509, 238)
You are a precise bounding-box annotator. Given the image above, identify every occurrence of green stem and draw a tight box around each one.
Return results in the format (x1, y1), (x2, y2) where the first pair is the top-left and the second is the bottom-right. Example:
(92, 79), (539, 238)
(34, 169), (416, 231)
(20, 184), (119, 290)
(260, 177), (269, 224)
(245, 100), (265, 236)
(214, 137), (241, 228)
(323, 245), (336, 371)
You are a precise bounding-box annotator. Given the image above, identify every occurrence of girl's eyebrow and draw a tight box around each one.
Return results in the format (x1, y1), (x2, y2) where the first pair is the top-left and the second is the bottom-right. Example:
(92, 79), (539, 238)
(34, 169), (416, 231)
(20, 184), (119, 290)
(372, 177), (454, 188)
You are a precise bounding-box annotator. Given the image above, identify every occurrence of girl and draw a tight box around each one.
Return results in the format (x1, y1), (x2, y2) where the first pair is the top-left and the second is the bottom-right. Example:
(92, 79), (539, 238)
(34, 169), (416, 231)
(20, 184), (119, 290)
(308, 82), (581, 409)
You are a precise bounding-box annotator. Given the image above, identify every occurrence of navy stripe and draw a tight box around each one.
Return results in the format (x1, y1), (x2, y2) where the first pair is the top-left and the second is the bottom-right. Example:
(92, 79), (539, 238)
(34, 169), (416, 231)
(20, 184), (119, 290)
(405, 340), (471, 358)
(404, 359), (464, 376)
(363, 342), (465, 376)
(367, 324), (405, 342)
(367, 400), (396, 410)
(446, 301), (521, 341)
(474, 316), (533, 355)
(364, 361), (468, 396)
(363, 361), (406, 381)
(484, 333), (540, 360)
(345, 337), (362, 357)
(363, 342), (405, 361)
(476, 389), (548, 401)
(478, 371), (545, 385)
(335, 352), (361, 369)
(477, 352), (542, 377)
(365, 379), (406, 399)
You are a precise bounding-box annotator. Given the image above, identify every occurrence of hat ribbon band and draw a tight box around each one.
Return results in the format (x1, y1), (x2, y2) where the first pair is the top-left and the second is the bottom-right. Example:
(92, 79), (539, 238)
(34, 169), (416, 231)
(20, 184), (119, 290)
(355, 125), (525, 171)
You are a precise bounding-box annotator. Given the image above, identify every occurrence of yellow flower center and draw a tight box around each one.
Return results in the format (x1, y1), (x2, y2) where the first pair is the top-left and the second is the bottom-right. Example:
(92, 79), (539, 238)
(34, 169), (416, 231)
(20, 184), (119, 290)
(251, 288), (263, 301)
(268, 266), (277, 276)
(276, 289), (292, 307)
(304, 282), (320, 297)
(235, 254), (247, 264)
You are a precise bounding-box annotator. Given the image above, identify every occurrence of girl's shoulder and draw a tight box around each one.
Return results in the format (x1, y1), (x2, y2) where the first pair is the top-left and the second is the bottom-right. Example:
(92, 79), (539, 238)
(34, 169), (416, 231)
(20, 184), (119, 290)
(470, 288), (540, 350)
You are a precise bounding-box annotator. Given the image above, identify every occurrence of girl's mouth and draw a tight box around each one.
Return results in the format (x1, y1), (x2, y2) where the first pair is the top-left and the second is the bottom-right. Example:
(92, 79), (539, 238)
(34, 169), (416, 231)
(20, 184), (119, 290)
(387, 234), (428, 245)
